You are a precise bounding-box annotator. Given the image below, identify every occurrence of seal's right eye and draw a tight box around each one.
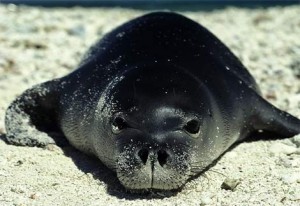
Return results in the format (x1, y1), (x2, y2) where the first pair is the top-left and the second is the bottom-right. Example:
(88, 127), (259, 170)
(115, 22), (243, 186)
(183, 119), (200, 138)
(112, 116), (128, 134)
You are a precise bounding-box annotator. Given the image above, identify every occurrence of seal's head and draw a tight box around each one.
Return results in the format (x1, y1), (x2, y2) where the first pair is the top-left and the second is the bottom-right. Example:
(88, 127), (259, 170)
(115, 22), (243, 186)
(92, 64), (222, 190)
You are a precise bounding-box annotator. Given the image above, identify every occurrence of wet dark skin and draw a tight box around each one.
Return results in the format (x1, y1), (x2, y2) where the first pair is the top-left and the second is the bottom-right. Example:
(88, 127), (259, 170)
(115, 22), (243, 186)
(5, 12), (300, 191)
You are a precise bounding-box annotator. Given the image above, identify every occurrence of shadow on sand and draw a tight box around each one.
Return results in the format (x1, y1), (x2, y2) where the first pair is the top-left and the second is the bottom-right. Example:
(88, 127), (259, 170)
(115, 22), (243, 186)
(0, 132), (180, 199)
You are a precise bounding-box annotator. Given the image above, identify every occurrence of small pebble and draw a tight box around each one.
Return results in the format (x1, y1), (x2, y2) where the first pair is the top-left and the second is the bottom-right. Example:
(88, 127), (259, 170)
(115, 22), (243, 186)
(67, 25), (86, 37)
(52, 183), (59, 186)
(14, 160), (23, 166)
(221, 178), (240, 191)
(29, 193), (37, 199)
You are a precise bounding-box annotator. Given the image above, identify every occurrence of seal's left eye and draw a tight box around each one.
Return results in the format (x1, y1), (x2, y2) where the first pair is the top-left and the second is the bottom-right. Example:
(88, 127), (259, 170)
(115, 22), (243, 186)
(184, 119), (200, 138)
(112, 117), (128, 134)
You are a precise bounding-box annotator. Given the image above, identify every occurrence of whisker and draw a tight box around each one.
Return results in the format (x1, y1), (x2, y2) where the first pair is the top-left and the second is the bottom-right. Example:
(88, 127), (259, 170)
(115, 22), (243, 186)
(206, 169), (226, 177)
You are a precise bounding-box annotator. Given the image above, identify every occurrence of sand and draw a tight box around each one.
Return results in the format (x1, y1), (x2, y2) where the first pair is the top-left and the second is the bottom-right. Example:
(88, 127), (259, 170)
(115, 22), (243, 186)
(0, 4), (300, 206)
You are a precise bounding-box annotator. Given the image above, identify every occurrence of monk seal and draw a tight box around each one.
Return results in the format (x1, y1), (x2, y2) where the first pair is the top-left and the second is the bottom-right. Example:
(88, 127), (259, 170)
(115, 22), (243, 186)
(5, 12), (300, 191)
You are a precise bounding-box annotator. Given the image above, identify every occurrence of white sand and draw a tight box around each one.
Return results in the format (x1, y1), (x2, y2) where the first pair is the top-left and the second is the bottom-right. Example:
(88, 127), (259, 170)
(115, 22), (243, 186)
(0, 4), (300, 206)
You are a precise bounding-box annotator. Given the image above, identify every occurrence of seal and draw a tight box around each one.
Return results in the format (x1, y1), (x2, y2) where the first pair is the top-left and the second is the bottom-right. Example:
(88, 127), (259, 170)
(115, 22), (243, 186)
(5, 12), (300, 191)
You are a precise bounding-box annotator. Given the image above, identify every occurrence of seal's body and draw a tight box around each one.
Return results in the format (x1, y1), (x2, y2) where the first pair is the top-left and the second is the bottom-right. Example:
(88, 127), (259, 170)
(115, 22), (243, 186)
(5, 12), (300, 190)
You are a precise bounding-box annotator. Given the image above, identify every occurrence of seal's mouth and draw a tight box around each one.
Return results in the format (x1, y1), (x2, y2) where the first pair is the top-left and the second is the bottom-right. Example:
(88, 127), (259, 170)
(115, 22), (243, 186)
(116, 147), (190, 190)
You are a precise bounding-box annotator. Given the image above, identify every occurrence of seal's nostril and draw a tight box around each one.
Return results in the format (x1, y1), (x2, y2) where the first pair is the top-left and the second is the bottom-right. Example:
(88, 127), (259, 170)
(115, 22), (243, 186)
(157, 150), (169, 167)
(138, 148), (149, 164)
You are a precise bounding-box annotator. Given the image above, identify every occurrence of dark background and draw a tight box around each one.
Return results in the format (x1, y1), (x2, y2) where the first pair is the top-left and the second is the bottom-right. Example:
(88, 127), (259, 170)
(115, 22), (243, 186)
(1, 0), (299, 10)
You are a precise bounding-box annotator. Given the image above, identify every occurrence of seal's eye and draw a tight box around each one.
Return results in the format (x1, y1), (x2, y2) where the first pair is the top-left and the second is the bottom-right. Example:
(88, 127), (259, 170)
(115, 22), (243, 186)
(184, 119), (200, 138)
(112, 116), (128, 134)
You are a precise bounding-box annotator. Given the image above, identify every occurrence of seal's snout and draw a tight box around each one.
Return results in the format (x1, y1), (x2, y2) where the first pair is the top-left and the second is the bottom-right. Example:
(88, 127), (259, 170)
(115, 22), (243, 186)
(116, 139), (191, 190)
(137, 148), (169, 167)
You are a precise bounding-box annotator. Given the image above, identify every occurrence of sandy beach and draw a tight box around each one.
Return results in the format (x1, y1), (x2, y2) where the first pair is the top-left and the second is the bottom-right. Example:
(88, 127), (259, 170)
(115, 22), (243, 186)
(0, 4), (299, 206)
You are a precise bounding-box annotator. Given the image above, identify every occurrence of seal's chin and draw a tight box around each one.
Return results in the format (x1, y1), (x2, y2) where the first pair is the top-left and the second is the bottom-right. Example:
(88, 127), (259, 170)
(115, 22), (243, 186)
(116, 151), (190, 190)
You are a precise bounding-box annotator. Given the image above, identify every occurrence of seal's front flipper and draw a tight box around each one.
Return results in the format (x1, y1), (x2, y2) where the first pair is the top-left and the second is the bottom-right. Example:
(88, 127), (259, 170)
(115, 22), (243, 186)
(5, 80), (62, 147)
(251, 95), (300, 139)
